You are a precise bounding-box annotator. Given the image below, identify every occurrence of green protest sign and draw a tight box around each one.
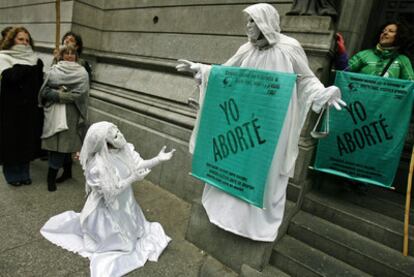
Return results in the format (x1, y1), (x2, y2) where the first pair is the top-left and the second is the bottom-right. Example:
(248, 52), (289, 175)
(314, 71), (414, 188)
(192, 65), (296, 208)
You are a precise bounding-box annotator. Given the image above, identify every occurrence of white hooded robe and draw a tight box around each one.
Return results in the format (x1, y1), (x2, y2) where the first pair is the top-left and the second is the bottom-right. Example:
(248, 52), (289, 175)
(191, 3), (337, 241)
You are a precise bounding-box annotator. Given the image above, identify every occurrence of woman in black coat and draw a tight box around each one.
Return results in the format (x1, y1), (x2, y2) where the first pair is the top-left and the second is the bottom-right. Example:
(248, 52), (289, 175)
(0, 26), (44, 186)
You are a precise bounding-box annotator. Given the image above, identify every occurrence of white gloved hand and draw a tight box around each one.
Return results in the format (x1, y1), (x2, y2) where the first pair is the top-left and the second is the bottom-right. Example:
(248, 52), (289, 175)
(328, 87), (346, 111)
(157, 145), (176, 162)
(176, 59), (201, 74)
(312, 86), (347, 113)
(176, 59), (204, 85)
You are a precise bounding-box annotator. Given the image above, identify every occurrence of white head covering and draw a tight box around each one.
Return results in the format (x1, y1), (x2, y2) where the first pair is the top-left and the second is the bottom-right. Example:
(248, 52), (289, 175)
(80, 121), (112, 169)
(80, 121), (137, 202)
(243, 3), (281, 45)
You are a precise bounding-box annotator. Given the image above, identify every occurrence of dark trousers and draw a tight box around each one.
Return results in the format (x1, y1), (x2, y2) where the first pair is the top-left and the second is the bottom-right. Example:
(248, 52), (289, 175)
(48, 152), (71, 170)
(2, 162), (30, 183)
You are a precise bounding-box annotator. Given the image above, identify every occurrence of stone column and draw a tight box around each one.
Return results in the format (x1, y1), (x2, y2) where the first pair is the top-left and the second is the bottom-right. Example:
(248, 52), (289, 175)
(336, 0), (375, 55)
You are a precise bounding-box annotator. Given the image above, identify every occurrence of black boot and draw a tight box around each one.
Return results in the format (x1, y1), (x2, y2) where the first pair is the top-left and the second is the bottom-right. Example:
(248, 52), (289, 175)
(56, 161), (72, 183)
(47, 168), (58, 192)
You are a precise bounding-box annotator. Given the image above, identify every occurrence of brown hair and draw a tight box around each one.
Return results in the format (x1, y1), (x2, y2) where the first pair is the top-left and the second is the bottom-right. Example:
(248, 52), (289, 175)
(1, 26), (34, 50)
(58, 44), (78, 61)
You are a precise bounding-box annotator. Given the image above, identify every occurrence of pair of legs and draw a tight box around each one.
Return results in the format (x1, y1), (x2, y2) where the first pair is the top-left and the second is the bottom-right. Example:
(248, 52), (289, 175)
(3, 162), (32, 186)
(47, 152), (72, 192)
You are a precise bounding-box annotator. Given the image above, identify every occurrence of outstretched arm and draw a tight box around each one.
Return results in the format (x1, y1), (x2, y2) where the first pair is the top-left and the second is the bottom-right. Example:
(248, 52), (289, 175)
(137, 146), (176, 170)
(86, 162), (151, 203)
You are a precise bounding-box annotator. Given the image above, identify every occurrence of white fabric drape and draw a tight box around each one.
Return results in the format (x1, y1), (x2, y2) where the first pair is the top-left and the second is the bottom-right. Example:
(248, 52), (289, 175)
(41, 122), (171, 277)
(0, 44), (38, 75)
(191, 3), (339, 241)
(41, 103), (68, 138)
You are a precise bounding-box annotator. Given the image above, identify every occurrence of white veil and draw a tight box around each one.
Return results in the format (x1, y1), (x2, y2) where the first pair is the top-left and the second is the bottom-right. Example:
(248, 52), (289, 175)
(80, 121), (139, 203)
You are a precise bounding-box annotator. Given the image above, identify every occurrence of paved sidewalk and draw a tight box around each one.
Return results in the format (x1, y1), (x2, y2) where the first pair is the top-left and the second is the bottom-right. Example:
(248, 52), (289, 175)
(0, 160), (207, 277)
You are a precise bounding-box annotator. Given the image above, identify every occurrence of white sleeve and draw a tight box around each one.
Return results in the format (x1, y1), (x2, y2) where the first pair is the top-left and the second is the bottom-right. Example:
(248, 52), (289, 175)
(85, 160), (134, 203)
(289, 43), (341, 113)
(189, 64), (212, 154)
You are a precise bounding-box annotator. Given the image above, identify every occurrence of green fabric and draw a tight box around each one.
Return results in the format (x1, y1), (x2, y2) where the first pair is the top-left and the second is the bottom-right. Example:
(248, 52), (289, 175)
(314, 71), (414, 187)
(192, 65), (296, 208)
(348, 46), (414, 80)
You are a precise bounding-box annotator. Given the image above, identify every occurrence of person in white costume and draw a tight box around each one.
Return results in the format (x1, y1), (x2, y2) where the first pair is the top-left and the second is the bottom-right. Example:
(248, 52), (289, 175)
(176, 3), (346, 241)
(40, 121), (175, 277)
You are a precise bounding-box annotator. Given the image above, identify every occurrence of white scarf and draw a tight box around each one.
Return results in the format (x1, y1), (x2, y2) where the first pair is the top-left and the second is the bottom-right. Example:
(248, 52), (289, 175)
(40, 61), (89, 138)
(45, 60), (88, 88)
(0, 44), (38, 75)
(40, 61), (89, 104)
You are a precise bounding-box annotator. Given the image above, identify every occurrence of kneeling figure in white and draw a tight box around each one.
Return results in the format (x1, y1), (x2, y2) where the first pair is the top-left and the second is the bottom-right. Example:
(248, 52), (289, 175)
(41, 121), (175, 277)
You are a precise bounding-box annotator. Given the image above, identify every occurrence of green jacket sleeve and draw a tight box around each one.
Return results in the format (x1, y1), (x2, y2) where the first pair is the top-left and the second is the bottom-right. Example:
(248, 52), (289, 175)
(348, 50), (367, 72)
(398, 55), (414, 80)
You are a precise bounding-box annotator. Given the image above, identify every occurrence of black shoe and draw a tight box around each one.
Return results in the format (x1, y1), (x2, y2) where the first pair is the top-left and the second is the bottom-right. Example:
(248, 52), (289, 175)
(47, 168), (58, 192)
(9, 181), (22, 187)
(56, 162), (72, 183)
(21, 179), (32, 185)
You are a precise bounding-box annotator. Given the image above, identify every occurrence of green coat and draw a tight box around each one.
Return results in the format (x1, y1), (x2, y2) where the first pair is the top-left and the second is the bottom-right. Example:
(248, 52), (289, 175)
(348, 46), (414, 80)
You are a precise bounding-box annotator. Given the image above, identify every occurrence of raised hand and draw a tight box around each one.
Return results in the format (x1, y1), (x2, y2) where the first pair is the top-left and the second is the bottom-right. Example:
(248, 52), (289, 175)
(176, 59), (201, 74)
(336, 33), (347, 54)
(157, 146), (176, 162)
(326, 86), (347, 110)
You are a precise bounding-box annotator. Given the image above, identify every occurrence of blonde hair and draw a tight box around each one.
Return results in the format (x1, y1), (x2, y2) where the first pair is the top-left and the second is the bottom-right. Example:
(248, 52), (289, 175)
(58, 44), (78, 61)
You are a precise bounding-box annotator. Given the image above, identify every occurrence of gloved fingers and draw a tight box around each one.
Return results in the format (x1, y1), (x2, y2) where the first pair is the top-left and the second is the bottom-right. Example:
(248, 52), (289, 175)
(136, 168), (151, 179)
(159, 147), (176, 161)
(176, 64), (190, 72)
(176, 59), (193, 71)
(164, 149), (176, 159)
(138, 168), (151, 175)
(159, 145), (167, 153)
(177, 59), (193, 65)
(329, 100), (342, 111)
(336, 98), (347, 107)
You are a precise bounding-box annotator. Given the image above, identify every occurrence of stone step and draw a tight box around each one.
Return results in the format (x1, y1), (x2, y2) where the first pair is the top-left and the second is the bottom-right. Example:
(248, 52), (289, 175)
(271, 235), (370, 277)
(302, 191), (414, 255)
(289, 211), (414, 277)
(240, 264), (290, 277)
(186, 197), (297, 273)
(326, 183), (414, 222)
(286, 182), (301, 202)
(337, 187), (414, 222)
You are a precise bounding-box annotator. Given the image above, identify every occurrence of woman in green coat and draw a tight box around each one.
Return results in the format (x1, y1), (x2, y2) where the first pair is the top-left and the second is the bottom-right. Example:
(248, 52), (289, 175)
(336, 21), (414, 80)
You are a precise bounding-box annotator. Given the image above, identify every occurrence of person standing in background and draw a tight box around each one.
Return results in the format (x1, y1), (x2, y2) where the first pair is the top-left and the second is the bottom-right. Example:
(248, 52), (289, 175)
(0, 26), (44, 186)
(39, 44), (89, 191)
(336, 22), (414, 80)
(0, 26), (13, 49)
(54, 31), (92, 81)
